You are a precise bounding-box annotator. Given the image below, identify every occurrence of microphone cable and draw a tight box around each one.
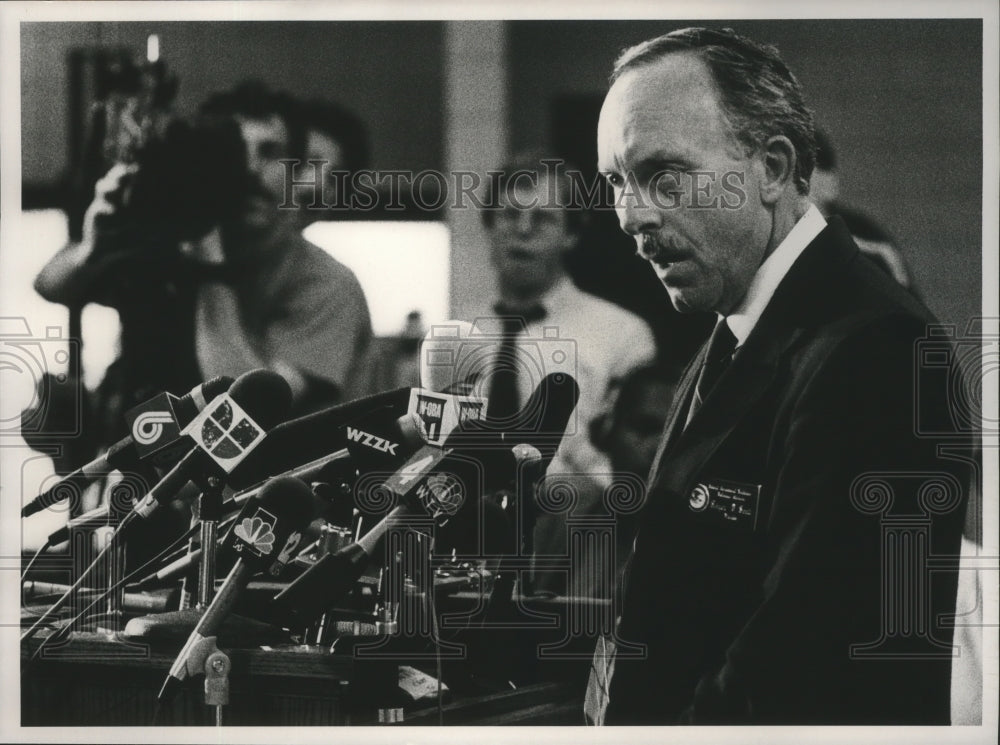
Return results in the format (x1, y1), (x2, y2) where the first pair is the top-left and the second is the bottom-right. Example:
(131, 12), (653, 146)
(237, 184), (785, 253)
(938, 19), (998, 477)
(20, 534), (121, 643)
(24, 482), (211, 644)
(20, 540), (52, 584)
(412, 531), (445, 724)
(32, 521), (202, 658)
(26, 498), (249, 660)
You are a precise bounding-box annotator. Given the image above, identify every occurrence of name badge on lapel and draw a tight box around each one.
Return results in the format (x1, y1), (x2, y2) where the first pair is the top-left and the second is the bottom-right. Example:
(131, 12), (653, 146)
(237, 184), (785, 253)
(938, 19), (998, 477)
(688, 479), (762, 532)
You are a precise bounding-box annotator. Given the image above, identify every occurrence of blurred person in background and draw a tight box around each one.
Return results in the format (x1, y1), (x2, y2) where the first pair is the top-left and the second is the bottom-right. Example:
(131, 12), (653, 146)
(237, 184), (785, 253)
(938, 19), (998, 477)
(296, 97), (371, 228)
(810, 128), (917, 294)
(35, 80), (373, 436)
(587, 362), (681, 589)
(475, 152), (658, 597)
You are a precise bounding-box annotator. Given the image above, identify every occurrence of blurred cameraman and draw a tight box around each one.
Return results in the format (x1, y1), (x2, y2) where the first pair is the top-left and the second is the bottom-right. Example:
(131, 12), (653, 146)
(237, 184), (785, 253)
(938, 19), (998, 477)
(35, 80), (373, 451)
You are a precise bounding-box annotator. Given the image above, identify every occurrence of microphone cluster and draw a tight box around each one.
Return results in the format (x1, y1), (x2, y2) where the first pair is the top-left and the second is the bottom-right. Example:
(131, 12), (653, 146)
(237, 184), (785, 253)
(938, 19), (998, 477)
(21, 361), (579, 702)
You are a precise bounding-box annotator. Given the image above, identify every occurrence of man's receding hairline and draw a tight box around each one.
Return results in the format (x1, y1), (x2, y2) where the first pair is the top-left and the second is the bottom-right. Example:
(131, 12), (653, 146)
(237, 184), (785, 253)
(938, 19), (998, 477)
(612, 43), (712, 81)
(609, 49), (747, 158)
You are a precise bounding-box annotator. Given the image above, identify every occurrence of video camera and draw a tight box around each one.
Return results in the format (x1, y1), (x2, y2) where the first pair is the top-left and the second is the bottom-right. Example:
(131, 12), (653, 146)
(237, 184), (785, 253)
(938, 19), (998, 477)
(80, 51), (248, 256)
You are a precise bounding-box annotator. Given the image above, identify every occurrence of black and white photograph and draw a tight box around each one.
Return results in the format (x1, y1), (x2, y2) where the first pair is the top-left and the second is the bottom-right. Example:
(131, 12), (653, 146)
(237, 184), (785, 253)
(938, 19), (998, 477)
(1, 1), (996, 742)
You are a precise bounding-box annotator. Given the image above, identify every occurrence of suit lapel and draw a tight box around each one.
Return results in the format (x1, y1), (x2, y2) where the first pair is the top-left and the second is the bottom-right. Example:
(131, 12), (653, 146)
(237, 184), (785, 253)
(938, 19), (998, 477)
(646, 217), (860, 500)
(648, 336), (784, 499)
(647, 348), (704, 480)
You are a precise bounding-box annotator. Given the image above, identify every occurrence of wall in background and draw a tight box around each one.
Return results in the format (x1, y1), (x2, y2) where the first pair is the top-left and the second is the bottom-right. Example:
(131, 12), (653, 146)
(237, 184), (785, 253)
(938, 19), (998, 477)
(19, 19), (984, 331)
(508, 19), (983, 330)
(21, 21), (444, 184)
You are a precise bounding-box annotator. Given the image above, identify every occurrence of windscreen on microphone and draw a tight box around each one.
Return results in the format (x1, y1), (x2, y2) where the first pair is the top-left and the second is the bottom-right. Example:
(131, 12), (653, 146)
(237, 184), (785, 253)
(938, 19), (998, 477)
(170, 374), (235, 427)
(226, 369), (293, 432)
(130, 370), (291, 520)
(21, 375), (237, 519)
(158, 475), (315, 700)
(226, 386), (412, 489)
(445, 371), (579, 461)
(419, 320), (477, 393)
(223, 475), (316, 574)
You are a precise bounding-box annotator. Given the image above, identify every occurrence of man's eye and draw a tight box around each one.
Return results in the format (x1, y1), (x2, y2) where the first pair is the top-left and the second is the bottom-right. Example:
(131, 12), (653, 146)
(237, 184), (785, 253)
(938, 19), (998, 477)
(602, 172), (623, 188)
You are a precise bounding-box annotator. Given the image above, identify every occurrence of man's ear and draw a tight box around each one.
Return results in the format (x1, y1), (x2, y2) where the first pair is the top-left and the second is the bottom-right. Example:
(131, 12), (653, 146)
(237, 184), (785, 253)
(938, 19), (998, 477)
(759, 135), (797, 205)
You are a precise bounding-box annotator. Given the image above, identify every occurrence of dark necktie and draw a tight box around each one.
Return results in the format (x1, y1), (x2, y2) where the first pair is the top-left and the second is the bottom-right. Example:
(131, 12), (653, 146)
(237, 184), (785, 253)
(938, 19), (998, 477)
(486, 304), (546, 424)
(687, 317), (738, 423)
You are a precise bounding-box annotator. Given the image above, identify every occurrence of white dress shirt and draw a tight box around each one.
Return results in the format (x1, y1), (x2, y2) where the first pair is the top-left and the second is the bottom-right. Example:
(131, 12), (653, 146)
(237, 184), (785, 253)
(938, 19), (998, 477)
(725, 204), (827, 345)
(480, 276), (657, 486)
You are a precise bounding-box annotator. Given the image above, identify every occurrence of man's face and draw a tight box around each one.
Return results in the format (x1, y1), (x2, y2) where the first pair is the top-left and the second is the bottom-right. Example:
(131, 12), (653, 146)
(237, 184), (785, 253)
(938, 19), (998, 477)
(304, 129), (345, 213)
(235, 113), (290, 232)
(306, 129), (345, 171)
(597, 52), (772, 315)
(487, 174), (575, 298)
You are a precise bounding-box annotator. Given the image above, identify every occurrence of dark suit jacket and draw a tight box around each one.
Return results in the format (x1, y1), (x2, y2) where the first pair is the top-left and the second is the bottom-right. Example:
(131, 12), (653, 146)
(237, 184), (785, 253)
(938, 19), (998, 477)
(605, 217), (971, 724)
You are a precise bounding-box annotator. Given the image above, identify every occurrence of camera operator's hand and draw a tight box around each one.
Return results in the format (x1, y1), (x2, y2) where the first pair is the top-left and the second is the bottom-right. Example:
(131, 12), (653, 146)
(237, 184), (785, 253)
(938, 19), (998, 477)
(34, 163), (141, 307)
(82, 162), (140, 248)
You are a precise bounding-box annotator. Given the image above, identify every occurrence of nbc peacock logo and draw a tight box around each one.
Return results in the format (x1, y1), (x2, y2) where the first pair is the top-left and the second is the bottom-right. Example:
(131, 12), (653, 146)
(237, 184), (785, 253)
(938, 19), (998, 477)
(415, 472), (464, 523)
(233, 508), (278, 557)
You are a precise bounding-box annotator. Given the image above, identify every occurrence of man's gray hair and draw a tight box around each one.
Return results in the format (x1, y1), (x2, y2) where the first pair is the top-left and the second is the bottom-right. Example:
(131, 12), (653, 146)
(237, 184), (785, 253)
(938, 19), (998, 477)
(612, 27), (817, 194)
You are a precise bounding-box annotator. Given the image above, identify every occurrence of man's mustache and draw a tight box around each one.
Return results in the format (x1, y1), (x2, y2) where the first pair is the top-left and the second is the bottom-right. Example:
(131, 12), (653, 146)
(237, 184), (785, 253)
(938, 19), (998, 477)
(638, 234), (686, 263)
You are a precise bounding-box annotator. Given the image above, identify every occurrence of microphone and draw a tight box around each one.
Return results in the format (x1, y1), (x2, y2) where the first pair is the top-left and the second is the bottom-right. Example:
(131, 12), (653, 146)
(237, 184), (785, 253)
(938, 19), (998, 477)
(269, 377), (573, 625)
(442, 371), (580, 476)
(225, 386), (413, 490)
(22, 580), (172, 615)
(21, 376), (234, 518)
(271, 503), (413, 624)
(271, 477), (515, 625)
(127, 369), (291, 525)
(158, 476), (315, 700)
(44, 471), (153, 546)
(132, 545), (205, 591)
(419, 320), (477, 394)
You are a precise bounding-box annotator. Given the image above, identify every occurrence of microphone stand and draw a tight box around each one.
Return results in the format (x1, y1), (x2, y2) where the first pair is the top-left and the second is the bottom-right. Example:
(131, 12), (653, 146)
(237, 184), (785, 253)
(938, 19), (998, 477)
(96, 524), (126, 633)
(165, 630), (232, 725)
(204, 649), (231, 726)
(196, 478), (224, 609)
(123, 477), (286, 646)
(178, 478), (224, 610)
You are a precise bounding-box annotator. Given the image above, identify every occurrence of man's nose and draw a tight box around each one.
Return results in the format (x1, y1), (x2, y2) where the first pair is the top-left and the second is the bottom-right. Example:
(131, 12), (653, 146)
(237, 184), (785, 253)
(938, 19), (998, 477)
(245, 148), (265, 178)
(514, 210), (536, 236)
(618, 188), (661, 237)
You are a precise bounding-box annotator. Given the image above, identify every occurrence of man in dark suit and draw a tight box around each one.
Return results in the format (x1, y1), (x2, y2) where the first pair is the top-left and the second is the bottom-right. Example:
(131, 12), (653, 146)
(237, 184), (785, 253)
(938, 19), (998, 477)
(589, 27), (972, 724)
